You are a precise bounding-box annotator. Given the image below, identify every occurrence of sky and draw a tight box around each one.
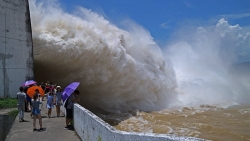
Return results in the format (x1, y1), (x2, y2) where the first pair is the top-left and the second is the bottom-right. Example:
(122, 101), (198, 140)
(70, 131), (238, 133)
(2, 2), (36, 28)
(57, 0), (250, 45)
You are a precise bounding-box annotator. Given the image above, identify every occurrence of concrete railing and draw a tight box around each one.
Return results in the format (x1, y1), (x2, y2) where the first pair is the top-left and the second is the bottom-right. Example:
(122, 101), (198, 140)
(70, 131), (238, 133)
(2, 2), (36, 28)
(73, 104), (206, 141)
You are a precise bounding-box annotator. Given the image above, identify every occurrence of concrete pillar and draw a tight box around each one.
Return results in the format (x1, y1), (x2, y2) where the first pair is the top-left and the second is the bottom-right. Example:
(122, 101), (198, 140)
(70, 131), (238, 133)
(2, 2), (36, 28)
(0, 0), (33, 98)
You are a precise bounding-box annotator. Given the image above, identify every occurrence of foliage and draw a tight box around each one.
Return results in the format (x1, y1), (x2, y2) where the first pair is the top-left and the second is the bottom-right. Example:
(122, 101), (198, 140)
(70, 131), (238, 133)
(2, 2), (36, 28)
(98, 135), (102, 141)
(8, 109), (18, 117)
(0, 98), (17, 108)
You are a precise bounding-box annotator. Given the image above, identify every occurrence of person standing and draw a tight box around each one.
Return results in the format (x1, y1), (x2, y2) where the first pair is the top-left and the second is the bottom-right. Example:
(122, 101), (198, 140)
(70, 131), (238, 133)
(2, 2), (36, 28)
(17, 87), (26, 122)
(64, 90), (81, 130)
(40, 82), (46, 101)
(24, 86), (31, 112)
(46, 90), (54, 118)
(55, 86), (62, 117)
(44, 81), (50, 96)
(31, 93), (46, 131)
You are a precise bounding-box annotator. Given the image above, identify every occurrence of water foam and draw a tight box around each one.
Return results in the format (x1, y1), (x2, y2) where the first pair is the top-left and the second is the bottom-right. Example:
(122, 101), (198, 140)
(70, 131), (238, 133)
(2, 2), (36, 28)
(29, 0), (177, 112)
(29, 0), (250, 112)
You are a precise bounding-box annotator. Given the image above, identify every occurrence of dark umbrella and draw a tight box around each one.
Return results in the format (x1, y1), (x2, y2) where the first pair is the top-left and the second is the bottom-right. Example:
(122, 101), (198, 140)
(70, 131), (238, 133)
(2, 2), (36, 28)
(62, 82), (80, 102)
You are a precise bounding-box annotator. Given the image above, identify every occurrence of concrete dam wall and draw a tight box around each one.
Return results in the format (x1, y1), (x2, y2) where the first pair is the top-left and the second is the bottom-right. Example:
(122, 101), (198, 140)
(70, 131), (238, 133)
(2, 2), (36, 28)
(1, 1), (206, 140)
(62, 104), (206, 141)
(0, 0), (34, 98)
(72, 104), (206, 141)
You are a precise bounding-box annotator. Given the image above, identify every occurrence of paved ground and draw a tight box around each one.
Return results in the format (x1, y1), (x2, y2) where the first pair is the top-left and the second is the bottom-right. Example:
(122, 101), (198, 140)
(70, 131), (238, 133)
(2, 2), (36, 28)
(5, 101), (81, 141)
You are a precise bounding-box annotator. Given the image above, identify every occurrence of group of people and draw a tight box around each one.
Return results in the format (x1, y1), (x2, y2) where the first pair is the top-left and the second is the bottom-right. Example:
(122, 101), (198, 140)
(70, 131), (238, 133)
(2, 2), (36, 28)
(44, 85), (63, 118)
(17, 86), (45, 131)
(16, 81), (82, 132)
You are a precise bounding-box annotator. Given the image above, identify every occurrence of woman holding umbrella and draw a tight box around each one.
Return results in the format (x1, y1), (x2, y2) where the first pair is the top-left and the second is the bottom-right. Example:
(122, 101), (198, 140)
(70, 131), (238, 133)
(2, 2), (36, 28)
(23, 80), (37, 112)
(62, 82), (81, 130)
(27, 86), (45, 101)
(27, 86), (45, 116)
(64, 90), (81, 130)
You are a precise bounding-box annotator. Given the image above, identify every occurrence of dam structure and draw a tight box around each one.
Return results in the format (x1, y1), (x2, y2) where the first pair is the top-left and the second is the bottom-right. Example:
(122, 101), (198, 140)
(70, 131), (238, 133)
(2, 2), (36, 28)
(2, 1), (205, 140)
(67, 104), (206, 141)
(0, 0), (33, 98)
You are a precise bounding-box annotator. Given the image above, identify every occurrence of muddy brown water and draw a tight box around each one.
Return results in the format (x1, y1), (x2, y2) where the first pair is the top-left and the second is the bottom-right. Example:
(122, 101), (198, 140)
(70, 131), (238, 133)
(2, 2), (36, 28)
(99, 104), (250, 141)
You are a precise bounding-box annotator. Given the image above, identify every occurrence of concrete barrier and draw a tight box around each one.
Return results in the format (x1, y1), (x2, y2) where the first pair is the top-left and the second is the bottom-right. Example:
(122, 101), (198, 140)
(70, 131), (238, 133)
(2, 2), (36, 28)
(73, 104), (207, 141)
(0, 0), (34, 98)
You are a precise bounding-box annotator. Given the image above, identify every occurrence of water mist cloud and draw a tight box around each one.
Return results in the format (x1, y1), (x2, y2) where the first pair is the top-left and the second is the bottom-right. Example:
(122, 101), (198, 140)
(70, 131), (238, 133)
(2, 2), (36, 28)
(29, 0), (249, 112)
(29, 0), (177, 112)
(164, 18), (250, 107)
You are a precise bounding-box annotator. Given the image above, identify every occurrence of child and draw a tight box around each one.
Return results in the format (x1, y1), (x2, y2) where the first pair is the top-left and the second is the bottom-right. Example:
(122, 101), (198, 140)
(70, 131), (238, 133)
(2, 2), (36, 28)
(46, 90), (54, 118)
(31, 92), (46, 131)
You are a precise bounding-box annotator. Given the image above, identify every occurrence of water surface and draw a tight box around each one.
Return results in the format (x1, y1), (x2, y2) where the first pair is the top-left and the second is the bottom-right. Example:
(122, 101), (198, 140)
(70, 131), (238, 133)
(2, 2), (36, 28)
(0, 115), (15, 141)
(109, 104), (250, 141)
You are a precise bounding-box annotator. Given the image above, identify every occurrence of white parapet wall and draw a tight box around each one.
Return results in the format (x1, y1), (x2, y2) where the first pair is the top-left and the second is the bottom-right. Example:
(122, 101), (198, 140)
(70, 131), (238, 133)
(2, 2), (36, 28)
(73, 104), (207, 141)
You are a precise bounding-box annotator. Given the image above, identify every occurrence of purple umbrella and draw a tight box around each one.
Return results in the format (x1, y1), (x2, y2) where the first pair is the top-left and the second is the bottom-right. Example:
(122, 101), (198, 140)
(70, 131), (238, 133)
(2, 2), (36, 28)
(22, 80), (37, 86)
(62, 82), (80, 102)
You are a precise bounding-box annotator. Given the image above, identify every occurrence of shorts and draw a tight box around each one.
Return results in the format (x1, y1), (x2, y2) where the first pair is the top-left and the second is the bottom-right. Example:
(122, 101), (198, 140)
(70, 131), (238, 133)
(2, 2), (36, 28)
(66, 109), (73, 119)
(26, 96), (31, 103)
(46, 103), (54, 109)
(32, 108), (40, 115)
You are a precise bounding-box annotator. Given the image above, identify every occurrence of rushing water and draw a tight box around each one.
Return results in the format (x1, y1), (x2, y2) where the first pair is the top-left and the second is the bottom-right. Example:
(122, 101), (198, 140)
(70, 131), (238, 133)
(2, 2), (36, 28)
(29, 0), (250, 140)
(105, 105), (250, 141)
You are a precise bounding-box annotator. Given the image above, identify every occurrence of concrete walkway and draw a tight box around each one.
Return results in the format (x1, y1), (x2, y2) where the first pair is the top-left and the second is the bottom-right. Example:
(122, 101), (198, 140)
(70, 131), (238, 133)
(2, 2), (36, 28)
(5, 101), (81, 141)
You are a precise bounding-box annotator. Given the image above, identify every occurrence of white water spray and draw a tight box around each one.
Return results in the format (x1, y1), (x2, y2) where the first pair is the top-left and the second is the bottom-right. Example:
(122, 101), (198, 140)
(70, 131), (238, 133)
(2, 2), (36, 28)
(164, 19), (250, 107)
(29, 0), (177, 112)
(29, 0), (250, 112)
